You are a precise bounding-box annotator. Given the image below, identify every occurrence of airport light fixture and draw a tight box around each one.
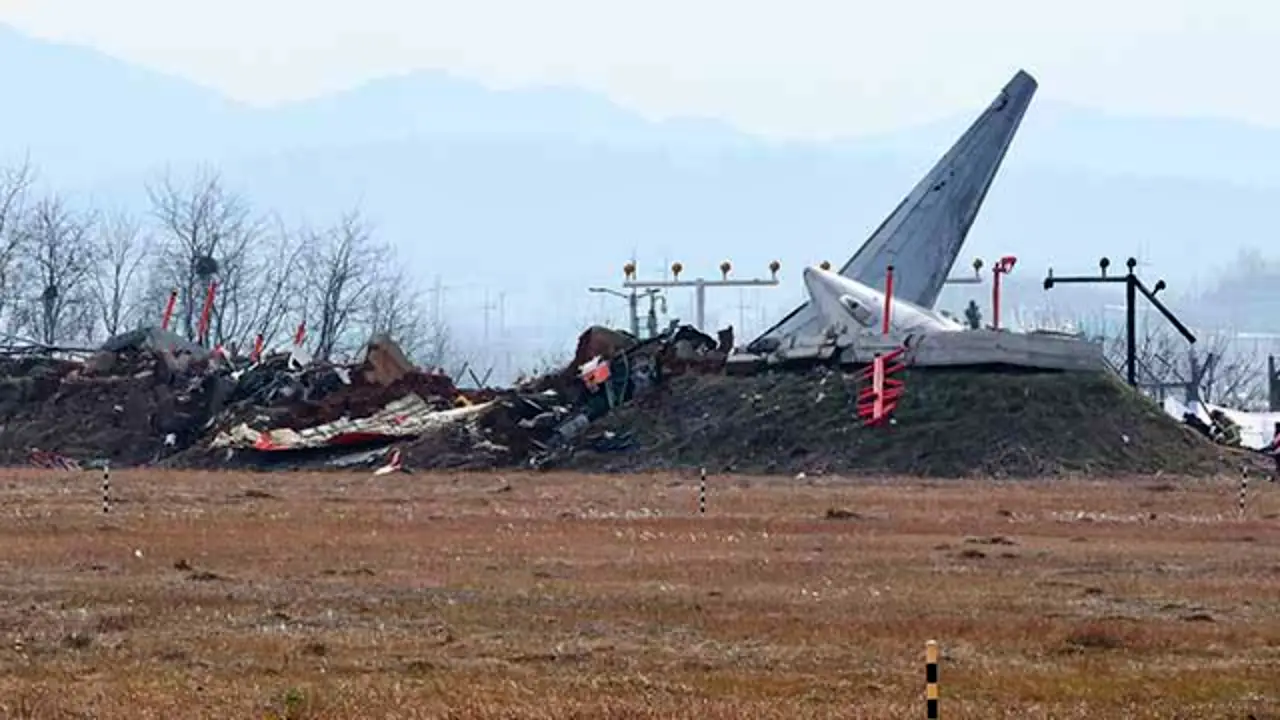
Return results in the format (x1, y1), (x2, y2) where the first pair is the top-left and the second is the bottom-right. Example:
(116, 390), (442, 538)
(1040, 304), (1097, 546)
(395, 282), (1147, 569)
(1043, 256), (1195, 388)
(991, 255), (1017, 330)
(943, 257), (988, 285)
(622, 260), (782, 332)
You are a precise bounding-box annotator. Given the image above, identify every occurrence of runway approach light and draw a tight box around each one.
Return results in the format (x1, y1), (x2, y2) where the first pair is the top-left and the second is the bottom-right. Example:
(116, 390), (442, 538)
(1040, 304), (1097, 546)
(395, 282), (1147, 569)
(623, 262), (636, 281)
(620, 258), (782, 333)
(1099, 257), (1111, 277)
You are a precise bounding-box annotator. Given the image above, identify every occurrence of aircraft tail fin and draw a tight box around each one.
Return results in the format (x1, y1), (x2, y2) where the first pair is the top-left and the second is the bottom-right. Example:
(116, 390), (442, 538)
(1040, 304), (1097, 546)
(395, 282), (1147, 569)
(748, 69), (1037, 353)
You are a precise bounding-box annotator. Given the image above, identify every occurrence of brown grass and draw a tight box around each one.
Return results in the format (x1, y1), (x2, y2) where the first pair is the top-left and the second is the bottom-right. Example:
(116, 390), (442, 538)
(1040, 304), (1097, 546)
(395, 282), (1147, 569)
(0, 468), (1277, 718)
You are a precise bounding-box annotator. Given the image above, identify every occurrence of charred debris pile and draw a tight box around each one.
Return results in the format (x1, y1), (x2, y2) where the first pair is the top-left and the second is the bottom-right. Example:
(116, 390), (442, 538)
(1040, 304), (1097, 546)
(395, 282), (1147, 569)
(1, 328), (472, 468)
(0, 323), (1241, 478)
(0, 323), (731, 473)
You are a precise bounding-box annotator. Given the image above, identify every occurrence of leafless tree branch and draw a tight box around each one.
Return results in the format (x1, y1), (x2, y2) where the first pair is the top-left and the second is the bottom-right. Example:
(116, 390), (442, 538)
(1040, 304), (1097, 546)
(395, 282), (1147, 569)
(17, 194), (96, 345)
(235, 215), (307, 351)
(1093, 319), (1268, 409)
(302, 209), (383, 362)
(146, 166), (264, 345)
(89, 210), (151, 338)
(0, 159), (36, 333)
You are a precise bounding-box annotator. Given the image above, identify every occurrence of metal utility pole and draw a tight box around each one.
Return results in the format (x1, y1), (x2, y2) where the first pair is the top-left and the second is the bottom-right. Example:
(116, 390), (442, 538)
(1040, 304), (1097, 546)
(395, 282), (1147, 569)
(498, 292), (506, 335)
(621, 260), (781, 333)
(1043, 256), (1195, 388)
(428, 275), (456, 327)
(481, 290), (497, 341)
(643, 290), (667, 339)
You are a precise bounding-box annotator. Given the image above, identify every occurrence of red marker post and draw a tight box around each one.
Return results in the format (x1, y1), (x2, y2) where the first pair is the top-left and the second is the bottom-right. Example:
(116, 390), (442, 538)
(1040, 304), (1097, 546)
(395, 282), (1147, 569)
(160, 289), (177, 331)
(197, 281), (218, 346)
(991, 256), (1017, 331)
(882, 265), (895, 335)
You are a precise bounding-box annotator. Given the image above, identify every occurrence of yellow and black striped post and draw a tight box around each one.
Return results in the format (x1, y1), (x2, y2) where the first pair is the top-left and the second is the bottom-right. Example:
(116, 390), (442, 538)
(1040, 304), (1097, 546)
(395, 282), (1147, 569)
(926, 639), (939, 718)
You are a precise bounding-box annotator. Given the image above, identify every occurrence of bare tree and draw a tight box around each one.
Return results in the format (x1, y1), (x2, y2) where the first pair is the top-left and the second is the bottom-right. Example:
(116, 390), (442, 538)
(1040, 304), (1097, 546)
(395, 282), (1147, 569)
(365, 264), (433, 358)
(1195, 331), (1267, 408)
(90, 211), (151, 338)
(1095, 320), (1268, 409)
(302, 209), (382, 362)
(0, 159), (35, 334)
(203, 229), (267, 352)
(17, 194), (96, 345)
(236, 217), (307, 351)
(147, 166), (263, 344)
(419, 321), (468, 374)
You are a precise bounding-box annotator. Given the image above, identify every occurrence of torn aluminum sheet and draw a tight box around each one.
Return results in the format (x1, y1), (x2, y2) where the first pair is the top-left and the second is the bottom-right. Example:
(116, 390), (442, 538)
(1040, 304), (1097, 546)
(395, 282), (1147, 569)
(210, 393), (492, 451)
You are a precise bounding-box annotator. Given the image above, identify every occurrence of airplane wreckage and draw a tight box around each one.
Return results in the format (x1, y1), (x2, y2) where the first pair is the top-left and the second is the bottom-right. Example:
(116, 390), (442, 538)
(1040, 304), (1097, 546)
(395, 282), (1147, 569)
(730, 69), (1101, 377)
(17, 68), (1205, 478)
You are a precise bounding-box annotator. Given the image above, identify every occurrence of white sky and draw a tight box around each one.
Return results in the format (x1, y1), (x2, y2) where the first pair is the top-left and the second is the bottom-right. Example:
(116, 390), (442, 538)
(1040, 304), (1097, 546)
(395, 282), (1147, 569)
(1, 0), (1278, 137)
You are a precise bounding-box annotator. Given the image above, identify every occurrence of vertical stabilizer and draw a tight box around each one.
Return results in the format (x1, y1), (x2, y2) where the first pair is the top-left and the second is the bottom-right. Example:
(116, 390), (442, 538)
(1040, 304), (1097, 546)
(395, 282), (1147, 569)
(749, 69), (1037, 352)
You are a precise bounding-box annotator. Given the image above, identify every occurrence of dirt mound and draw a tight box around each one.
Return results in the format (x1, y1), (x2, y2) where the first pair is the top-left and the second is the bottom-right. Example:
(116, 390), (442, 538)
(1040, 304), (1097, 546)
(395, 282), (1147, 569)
(556, 369), (1243, 478)
(0, 361), (211, 466)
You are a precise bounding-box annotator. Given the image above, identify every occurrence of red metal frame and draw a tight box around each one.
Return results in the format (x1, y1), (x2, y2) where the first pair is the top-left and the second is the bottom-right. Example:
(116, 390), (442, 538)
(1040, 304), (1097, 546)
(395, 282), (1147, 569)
(855, 346), (908, 426)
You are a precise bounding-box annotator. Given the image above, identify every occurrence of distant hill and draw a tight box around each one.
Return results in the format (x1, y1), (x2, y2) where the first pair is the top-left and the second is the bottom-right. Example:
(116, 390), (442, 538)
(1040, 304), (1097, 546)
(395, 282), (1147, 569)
(4, 23), (1280, 349)
(0, 24), (249, 184)
(856, 101), (1280, 188)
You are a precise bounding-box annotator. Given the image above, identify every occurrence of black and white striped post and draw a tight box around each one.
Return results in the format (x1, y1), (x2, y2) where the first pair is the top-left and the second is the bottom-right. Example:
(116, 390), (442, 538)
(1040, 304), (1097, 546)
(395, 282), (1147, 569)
(926, 639), (939, 718)
(102, 463), (111, 515)
(698, 468), (707, 516)
(1239, 467), (1249, 520)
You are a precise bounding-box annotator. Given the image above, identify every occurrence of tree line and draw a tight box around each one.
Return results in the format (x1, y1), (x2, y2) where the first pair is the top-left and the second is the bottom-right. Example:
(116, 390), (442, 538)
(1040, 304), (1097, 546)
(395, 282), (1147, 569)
(0, 160), (457, 367)
(1009, 301), (1274, 410)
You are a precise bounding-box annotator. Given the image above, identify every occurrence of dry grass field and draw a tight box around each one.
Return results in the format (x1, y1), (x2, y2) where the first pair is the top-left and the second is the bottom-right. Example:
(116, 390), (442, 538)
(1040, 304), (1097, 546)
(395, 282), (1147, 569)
(0, 468), (1277, 719)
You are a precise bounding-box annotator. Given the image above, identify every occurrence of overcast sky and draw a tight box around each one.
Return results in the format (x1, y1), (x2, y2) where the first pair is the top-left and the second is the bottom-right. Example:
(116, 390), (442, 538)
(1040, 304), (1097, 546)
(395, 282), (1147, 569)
(2, 0), (1276, 137)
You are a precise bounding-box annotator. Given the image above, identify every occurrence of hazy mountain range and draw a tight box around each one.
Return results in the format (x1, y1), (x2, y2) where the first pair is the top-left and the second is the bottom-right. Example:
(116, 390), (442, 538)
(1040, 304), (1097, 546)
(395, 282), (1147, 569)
(3, 22), (1279, 356)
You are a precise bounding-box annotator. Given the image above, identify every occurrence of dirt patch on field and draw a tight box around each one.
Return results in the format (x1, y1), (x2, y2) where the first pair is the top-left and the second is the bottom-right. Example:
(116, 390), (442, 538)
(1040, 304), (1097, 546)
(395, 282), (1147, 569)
(0, 469), (1276, 718)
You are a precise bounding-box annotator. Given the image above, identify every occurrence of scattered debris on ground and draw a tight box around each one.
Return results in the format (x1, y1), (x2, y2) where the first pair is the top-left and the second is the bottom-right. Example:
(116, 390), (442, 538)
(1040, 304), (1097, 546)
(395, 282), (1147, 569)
(0, 322), (1262, 478)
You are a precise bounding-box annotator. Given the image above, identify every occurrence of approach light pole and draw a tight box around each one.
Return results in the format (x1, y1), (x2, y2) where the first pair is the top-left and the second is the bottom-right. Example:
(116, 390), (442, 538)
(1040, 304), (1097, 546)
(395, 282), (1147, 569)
(588, 285), (660, 338)
(1043, 256), (1195, 388)
(991, 255), (1017, 331)
(621, 260), (782, 333)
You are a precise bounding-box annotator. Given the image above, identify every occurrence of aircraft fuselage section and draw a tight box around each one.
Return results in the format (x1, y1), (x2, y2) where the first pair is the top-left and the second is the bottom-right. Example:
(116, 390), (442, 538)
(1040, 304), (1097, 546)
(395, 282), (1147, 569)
(803, 266), (964, 337)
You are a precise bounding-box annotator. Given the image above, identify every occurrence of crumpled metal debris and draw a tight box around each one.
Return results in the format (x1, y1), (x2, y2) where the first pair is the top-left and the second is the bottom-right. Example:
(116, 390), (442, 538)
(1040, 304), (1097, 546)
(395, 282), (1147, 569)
(2, 322), (728, 471)
(212, 394), (491, 451)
